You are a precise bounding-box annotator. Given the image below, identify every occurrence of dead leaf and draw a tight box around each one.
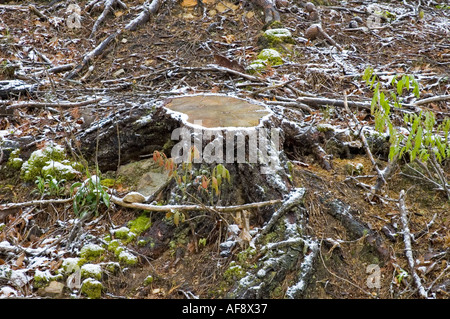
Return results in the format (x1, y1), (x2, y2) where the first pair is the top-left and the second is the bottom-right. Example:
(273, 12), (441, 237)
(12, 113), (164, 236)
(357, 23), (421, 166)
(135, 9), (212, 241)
(213, 54), (245, 73)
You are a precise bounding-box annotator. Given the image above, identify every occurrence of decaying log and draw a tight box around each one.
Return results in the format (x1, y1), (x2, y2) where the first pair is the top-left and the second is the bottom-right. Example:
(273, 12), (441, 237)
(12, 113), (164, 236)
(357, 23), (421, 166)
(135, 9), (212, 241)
(6, 98), (102, 111)
(0, 80), (36, 100)
(322, 197), (390, 261)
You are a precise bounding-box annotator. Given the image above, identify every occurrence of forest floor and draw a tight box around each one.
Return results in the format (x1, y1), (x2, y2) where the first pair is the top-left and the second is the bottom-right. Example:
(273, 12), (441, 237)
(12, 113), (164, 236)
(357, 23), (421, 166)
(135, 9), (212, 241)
(0, 0), (449, 299)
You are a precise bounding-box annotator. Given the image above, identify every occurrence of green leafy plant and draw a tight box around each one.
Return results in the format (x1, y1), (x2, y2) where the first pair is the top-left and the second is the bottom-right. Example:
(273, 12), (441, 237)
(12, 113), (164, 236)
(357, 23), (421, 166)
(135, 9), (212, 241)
(363, 67), (450, 198)
(71, 175), (110, 220)
(34, 175), (67, 197)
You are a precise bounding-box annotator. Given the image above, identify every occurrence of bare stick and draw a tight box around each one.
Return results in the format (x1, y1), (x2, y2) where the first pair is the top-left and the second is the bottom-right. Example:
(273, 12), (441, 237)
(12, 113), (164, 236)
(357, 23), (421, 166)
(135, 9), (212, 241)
(90, 0), (126, 38)
(414, 94), (450, 106)
(111, 194), (281, 213)
(398, 190), (428, 298)
(7, 97), (102, 110)
(29, 4), (49, 20)
(0, 197), (73, 211)
(343, 93), (388, 192)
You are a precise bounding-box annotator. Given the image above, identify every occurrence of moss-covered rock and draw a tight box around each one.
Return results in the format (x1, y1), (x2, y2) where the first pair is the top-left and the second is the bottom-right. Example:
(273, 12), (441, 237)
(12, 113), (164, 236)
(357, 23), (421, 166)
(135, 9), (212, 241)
(41, 160), (79, 180)
(20, 144), (81, 181)
(113, 226), (137, 243)
(118, 250), (138, 266)
(258, 27), (295, 51)
(81, 278), (103, 299)
(245, 59), (267, 74)
(257, 49), (283, 66)
(7, 149), (23, 170)
(61, 257), (82, 274)
(80, 263), (102, 280)
(263, 28), (294, 46)
(33, 270), (53, 289)
(80, 244), (104, 262)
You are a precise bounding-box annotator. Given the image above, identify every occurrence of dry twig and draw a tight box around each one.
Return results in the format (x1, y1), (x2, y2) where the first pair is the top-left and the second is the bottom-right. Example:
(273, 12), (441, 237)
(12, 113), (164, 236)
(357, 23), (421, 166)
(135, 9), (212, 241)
(398, 190), (428, 298)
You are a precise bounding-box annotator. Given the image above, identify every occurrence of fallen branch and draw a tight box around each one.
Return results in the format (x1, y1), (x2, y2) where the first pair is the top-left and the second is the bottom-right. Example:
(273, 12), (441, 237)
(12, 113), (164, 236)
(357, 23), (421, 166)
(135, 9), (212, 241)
(90, 0), (127, 38)
(398, 190), (428, 298)
(6, 97), (102, 110)
(414, 94), (450, 106)
(28, 4), (49, 20)
(111, 194), (281, 213)
(0, 197), (73, 211)
(66, 0), (162, 79)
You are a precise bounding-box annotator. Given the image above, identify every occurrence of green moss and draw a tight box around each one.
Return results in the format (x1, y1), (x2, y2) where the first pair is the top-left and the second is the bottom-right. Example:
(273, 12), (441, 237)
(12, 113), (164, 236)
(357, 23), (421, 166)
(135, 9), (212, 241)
(114, 246), (125, 258)
(223, 261), (245, 284)
(246, 59), (267, 74)
(80, 244), (104, 261)
(80, 264), (102, 280)
(81, 278), (103, 299)
(107, 239), (121, 253)
(137, 239), (149, 247)
(100, 178), (116, 188)
(7, 150), (23, 169)
(41, 160), (80, 180)
(0, 223), (5, 232)
(33, 270), (52, 289)
(114, 227), (131, 240)
(20, 144), (81, 181)
(127, 213), (152, 236)
(113, 226), (137, 244)
(257, 49), (283, 66)
(61, 257), (81, 274)
(143, 275), (154, 286)
(236, 247), (256, 265)
(263, 28), (294, 46)
(118, 250), (138, 266)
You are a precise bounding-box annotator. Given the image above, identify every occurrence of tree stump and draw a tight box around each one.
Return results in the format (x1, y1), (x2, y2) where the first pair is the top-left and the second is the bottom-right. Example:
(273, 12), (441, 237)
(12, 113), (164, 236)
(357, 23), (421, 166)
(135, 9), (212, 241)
(77, 94), (318, 298)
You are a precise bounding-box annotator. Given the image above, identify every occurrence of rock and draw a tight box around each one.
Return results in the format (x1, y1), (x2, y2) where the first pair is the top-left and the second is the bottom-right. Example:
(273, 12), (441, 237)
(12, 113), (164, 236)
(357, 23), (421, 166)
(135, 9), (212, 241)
(122, 191), (146, 203)
(116, 158), (170, 198)
(304, 2), (316, 13)
(349, 20), (359, 28)
(305, 24), (320, 41)
(38, 281), (65, 297)
(181, 0), (197, 7)
(309, 10), (320, 21)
